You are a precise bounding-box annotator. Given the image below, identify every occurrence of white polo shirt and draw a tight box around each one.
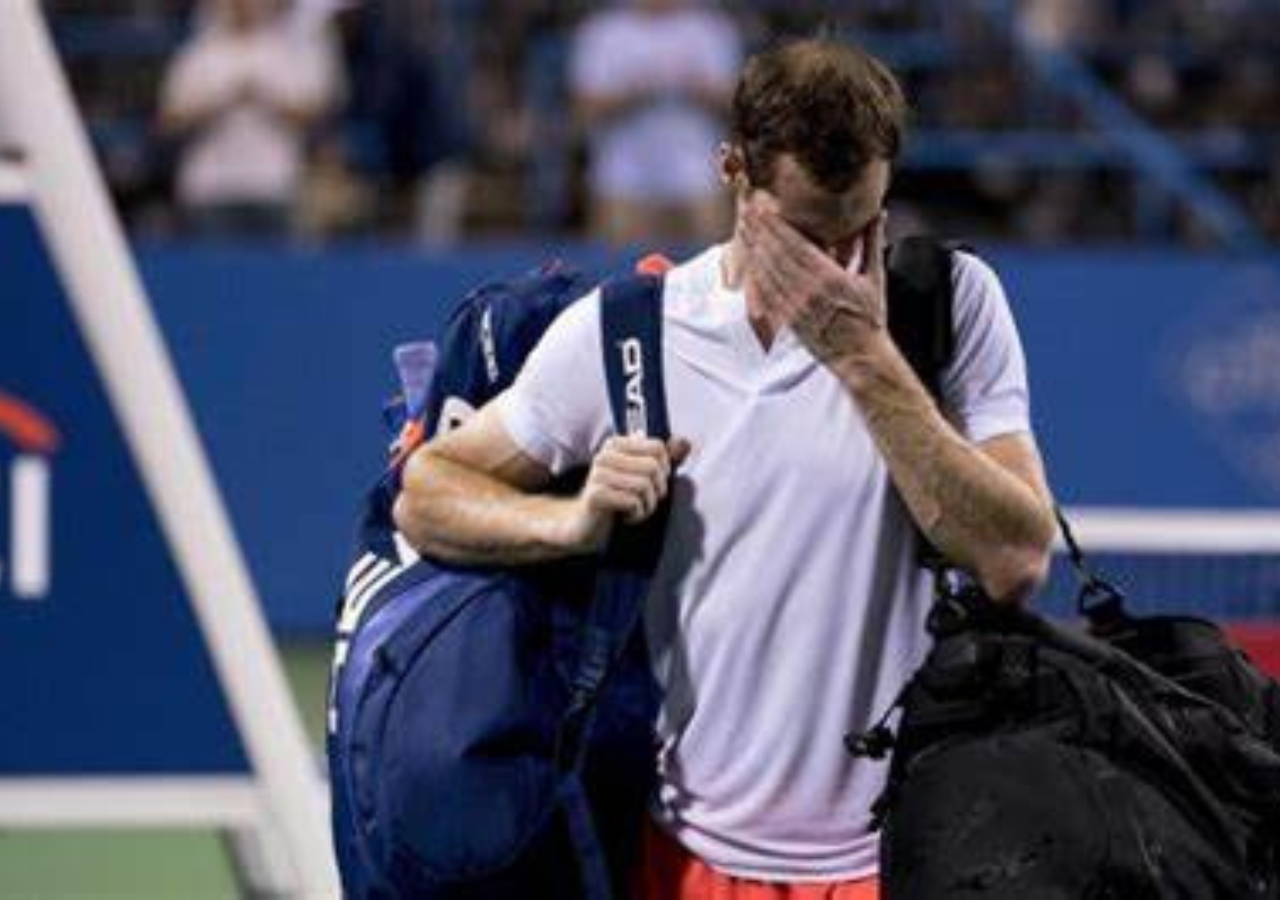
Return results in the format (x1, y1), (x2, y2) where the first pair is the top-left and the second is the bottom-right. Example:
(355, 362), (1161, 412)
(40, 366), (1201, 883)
(496, 245), (1032, 880)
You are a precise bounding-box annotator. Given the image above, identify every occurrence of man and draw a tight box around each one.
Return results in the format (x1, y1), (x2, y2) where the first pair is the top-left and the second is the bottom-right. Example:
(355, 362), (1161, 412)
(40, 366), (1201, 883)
(159, 0), (342, 237)
(394, 38), (1056, 898)
(571, 0), (741, 245)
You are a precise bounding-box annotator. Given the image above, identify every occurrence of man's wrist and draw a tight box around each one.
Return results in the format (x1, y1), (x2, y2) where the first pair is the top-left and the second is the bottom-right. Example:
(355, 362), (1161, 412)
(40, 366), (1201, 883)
(830, 329), (907, 391)
(539, 494), (605, 558)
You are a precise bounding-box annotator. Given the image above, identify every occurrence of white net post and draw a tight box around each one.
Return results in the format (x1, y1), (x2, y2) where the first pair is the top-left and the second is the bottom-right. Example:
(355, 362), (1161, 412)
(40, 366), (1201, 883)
(0, 3), (337, 895)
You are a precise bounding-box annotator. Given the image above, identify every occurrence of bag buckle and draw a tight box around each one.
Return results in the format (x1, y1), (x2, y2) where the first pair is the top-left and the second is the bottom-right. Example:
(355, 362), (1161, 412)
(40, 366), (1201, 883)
(1078, 576), (1130, 634)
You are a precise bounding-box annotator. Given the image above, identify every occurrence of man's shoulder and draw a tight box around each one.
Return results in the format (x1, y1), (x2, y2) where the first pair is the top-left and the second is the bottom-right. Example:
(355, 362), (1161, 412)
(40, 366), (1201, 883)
(950, 247), (1001, 290)
(542, 284), (602, 340)
(658, 244), (724, 319)
(537, 245), (721, 342)
(948, 248), (1014, 323)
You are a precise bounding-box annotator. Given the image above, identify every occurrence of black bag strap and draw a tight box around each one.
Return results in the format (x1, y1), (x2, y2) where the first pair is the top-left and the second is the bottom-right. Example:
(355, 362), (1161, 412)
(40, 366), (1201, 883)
(1056, 506), (1132, 630)
(886, 236), (958, 401)
(885, 236), (959, 573)
(553, 273), (669, 900)
(884, 240), (1120, 623)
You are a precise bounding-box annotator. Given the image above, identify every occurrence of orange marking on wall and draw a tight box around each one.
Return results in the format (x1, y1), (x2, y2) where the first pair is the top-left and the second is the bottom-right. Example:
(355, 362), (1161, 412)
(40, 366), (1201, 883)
(0, 390), (60, 454)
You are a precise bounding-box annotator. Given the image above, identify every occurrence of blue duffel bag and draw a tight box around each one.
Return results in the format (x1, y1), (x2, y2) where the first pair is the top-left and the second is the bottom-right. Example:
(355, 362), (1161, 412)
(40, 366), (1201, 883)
(327, 264), (670, 899)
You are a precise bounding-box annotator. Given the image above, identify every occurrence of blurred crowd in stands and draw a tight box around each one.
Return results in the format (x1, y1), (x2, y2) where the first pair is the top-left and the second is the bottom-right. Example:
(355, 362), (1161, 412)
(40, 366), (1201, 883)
(45, 0), (1280, 247)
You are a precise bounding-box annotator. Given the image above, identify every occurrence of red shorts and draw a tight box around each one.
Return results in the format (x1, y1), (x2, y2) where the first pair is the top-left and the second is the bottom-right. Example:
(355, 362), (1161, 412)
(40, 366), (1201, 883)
(636, 820), (880, 900)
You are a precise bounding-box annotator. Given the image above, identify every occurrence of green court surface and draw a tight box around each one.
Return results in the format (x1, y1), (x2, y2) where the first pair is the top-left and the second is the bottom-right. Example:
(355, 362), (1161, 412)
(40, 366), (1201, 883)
(0, 641), (332, 899)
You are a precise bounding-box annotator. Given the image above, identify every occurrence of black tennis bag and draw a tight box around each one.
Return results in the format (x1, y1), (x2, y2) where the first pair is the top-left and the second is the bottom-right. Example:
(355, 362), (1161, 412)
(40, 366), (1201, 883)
(1063, 515), (1280, 760)
(853, 530), (1280, 898)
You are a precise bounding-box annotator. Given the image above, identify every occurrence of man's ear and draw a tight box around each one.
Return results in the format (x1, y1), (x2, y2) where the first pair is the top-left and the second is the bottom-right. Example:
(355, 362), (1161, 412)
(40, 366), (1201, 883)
(718, 143), (749, 189)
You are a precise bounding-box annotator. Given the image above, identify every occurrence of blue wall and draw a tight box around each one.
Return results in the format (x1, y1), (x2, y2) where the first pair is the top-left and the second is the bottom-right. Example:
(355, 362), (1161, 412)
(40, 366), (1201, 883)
(138, 243), (1280, 633)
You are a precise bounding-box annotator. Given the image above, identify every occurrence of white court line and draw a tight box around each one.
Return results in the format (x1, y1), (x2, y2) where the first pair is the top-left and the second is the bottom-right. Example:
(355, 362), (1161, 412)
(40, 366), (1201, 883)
(0, 777), (267, 828)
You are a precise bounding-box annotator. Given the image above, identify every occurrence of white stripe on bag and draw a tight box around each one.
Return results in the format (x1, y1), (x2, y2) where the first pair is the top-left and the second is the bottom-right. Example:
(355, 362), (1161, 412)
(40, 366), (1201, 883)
(344, 564), (405, 628)
(337, 560), (391, 633)
(344, 553), (378, 592)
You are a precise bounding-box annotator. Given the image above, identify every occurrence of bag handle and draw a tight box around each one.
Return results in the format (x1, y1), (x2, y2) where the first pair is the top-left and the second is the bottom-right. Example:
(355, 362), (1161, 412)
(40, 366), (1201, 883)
(1055, 507), (1132, 631)
(923, 509), (1132, 631)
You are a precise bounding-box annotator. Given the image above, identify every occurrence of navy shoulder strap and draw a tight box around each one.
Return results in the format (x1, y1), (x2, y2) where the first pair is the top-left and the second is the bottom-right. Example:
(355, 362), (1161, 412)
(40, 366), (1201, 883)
(599, 273), (670, 441)
(553, 271), (668, 746)
(552, 272), (669, 899)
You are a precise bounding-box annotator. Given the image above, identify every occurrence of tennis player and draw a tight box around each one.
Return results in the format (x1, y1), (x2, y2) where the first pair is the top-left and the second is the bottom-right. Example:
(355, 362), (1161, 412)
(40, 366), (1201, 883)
(395, 36), (1056, 899)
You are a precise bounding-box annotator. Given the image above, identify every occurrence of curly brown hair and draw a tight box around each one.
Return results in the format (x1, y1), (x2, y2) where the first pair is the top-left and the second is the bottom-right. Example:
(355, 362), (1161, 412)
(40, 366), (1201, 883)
(729, 37), (908, 193)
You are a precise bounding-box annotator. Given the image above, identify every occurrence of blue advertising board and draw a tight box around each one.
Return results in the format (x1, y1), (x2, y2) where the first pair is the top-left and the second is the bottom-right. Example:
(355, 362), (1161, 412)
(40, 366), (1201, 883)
(1005, 251), (1280, 509)
(0, 203), (245, 773)
(35, 241), (1273, 634)
(142, 244), (631, 634)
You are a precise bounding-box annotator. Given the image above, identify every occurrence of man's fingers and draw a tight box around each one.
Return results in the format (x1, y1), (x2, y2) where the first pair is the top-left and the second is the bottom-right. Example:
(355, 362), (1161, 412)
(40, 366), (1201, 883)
(758, 207), (826, 270)
(750, 207), (853, 325)
(668, 437), (692, 467)
(756, 217), (814, 288)
(588, 484), (647, 523)
(589, 431), (695, 524)
(743, 217), (802, 318)
(599, 445), (667, 480)
(600, 434), (672, 469)
(596, 465), (661, 510)
(594, 471), (655, 521)
(755, 205), (848, 283)
(863, 210), (887, 284)
(598, 434), (688, 473)
(746, 240), (788, 304)
(582, 431), (693, 533)
(602, 433), (668, 455)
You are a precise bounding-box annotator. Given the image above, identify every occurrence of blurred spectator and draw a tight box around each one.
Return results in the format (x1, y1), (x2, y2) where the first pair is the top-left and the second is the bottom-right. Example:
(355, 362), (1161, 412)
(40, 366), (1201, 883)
(295, 134), (375, 239)
(1018, 0), (1104, 49)
(50, 0), (1280, 244)
(570, 0), (741, 246)
(158, 0), (343, 238)
(353, 0), (472, 244)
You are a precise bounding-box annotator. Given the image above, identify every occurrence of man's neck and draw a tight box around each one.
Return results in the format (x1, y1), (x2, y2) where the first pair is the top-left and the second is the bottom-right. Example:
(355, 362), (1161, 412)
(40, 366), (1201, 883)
(720, 235), (747, 292)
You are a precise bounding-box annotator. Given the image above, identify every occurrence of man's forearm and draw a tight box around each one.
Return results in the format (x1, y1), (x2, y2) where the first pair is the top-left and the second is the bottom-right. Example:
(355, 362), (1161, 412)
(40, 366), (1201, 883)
(393, 451), (582, 566)
(834, 335), (1056, 602)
